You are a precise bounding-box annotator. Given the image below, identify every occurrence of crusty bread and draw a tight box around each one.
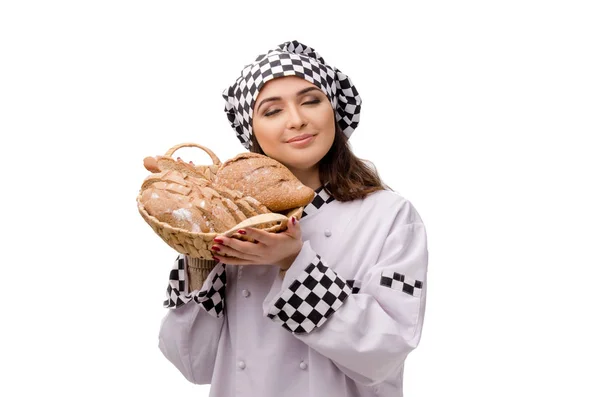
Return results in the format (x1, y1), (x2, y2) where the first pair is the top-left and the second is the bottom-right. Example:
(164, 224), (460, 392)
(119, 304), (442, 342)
(213, 153), (314, 212)
(240, 195), (270, 215)
(232, 198), (258, 218)
(212, 185), (243, 201)
(222, 197), (247, 223)
(141, 187), (211, 233)
(197, 187), (239, 230)
(139, 149), (313, 234)
(144, 155), (218, 181)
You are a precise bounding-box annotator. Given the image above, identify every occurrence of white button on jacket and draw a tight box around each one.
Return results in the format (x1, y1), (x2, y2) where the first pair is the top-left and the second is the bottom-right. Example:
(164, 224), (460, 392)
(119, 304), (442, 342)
(159, 189), (429, 397)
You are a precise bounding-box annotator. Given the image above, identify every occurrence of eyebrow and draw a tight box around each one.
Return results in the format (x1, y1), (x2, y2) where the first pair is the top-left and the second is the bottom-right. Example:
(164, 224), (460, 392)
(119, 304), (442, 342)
(256, 87), (321, 113)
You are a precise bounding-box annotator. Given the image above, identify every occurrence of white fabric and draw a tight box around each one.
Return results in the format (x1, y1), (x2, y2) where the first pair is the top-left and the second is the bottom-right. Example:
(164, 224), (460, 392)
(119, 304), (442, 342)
(158, 189), (428, 397)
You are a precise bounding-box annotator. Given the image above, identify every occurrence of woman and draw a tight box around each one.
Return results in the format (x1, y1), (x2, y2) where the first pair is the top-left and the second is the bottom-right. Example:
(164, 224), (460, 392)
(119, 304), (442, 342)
(158, 40), (429, 397)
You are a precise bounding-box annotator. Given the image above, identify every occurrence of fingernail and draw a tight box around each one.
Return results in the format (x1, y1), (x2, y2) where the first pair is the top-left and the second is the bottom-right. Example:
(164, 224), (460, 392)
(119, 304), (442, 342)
(213, 238), (224, 244)
(292, 217), (296, 226)
(238, 230), (246, 235)
(211, 246), (220, 252)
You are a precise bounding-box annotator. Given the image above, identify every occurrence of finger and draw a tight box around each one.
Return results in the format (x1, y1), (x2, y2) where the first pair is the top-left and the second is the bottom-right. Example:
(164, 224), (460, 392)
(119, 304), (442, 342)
(212, 254), (257, 266)
(216, 235), (267, 254)
(283, 216), (301, 239)
(211, 243), (260, 261)
(236, 227), (276, 246)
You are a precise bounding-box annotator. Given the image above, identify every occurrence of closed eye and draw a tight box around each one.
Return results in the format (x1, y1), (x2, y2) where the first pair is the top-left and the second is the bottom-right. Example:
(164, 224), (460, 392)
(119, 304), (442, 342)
(303, 99), (321, 105)
(264, 109), (281, 117)
(264, 99), (322, 117)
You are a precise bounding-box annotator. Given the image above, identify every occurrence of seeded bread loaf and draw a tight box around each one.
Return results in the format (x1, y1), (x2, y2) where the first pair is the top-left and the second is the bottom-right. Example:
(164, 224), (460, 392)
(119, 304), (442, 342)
(140, 185), (211, 233)
(139, 151), (312, 234)
(213, 153), (314, 212)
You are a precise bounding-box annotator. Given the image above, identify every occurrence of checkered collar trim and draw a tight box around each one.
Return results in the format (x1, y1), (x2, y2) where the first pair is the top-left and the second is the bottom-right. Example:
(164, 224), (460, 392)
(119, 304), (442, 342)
(300, 185), (335, 219)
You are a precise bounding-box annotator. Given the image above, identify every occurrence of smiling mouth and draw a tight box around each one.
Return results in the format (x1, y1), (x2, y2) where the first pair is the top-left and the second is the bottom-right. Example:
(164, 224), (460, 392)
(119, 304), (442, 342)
(287, 134), (315, 143)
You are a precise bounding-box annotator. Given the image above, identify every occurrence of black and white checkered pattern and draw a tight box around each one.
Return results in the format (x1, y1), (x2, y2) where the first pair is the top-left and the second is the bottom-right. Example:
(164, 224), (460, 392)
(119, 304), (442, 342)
(380, 271), (423, 298)
(301, 185), (335, 219)
(345, 279), (362, 294)
(267, 254), (352, 334)
(163, 254), (227, 318)
(223, 40), (362, 150)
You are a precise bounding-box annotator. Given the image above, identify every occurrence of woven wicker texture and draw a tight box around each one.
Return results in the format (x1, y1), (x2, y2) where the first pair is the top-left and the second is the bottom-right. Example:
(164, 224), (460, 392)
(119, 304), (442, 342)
(137, 143), (304, 259)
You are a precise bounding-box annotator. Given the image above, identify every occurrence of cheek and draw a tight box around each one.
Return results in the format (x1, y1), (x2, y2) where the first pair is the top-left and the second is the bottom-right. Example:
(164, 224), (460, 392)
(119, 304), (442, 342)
(321, 109), (336, 140)
(321, 130), (335, 154)
(319, 104), (336, 127)
(252, 121), (281, 156)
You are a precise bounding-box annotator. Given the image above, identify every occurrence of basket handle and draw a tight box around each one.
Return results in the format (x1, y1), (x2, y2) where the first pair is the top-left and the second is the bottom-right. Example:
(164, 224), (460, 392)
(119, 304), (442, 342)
(222, 213), (289, 238)
(164, 142), (222, 166)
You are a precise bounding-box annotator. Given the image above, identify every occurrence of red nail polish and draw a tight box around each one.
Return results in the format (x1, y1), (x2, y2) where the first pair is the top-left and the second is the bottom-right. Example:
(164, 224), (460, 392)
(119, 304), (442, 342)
(238, 230), (246, 235)
(211, 246), (220, 252)
(292, 217), (296, 226)
(213, 238), (224, 244)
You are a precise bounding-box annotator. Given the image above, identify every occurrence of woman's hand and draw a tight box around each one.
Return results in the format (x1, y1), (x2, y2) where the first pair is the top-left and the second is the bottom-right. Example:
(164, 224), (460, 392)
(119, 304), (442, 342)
(211, 216), (302, 271)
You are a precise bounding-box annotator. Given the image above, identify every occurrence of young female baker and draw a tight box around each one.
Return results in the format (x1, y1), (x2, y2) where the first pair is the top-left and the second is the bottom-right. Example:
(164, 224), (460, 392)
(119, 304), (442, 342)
(158, 40), (429, 397)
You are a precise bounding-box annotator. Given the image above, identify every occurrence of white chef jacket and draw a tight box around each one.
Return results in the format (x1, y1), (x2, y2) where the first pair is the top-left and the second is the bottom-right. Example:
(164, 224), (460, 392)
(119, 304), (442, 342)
(158, 186), (429, 397)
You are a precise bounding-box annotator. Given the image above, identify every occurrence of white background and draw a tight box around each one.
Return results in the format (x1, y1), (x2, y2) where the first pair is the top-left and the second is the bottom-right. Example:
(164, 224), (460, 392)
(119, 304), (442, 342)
(1, 1), (599, 396)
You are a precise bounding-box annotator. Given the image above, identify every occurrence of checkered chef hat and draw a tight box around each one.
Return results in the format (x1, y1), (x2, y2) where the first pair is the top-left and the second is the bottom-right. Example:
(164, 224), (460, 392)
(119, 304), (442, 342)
(222, 40), (362, 150)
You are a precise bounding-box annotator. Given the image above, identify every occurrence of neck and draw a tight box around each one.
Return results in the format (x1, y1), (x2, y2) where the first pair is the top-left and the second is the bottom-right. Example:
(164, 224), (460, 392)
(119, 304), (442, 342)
(288, 165), (322, 191)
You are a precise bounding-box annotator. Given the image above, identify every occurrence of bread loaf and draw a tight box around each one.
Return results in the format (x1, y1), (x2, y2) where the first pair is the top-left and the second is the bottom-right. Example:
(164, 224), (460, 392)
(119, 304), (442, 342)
(213, 153), (314, 212)
(140, 186), (211, 233)
(139, 149), (313, 234)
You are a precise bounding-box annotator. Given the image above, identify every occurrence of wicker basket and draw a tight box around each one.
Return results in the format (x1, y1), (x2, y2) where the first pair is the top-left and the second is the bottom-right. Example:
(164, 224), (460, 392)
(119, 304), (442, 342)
(137, 142), (304, 260)
(163, 141), (222, 181)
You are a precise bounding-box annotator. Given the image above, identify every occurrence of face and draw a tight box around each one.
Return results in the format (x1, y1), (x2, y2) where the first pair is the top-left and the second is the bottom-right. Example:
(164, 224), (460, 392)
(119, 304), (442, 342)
(252, 76), (336, 173)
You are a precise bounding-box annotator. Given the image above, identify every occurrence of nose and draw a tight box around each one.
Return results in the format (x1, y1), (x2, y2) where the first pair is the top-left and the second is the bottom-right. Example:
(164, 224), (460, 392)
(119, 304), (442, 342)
(285, 103), (307, 130)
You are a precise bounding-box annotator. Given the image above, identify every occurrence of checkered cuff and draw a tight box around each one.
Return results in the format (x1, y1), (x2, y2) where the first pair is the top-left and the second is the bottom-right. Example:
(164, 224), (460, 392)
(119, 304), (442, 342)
(163, 255), (227, 318)
(380, 271), (423, 298)
(267, 254), (352, 334)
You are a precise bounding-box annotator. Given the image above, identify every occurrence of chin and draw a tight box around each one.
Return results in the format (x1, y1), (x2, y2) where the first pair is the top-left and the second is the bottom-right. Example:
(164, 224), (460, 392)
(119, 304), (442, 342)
(272, 146), (326, 171)
(283, 159), (319, 172)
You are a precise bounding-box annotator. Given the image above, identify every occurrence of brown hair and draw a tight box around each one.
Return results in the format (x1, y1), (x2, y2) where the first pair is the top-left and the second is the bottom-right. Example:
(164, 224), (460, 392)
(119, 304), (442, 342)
(249, 122), (390, 202)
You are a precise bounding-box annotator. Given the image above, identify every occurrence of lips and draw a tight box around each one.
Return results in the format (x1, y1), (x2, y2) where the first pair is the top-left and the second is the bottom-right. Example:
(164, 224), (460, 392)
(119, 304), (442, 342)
(287, 134), (314, 143)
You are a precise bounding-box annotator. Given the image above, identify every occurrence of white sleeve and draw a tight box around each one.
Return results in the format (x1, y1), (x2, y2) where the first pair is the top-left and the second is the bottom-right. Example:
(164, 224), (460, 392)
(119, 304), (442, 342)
(162, 255), (226, 317)
(263, 202), (428, 386)
(158, 255), (227, 384)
